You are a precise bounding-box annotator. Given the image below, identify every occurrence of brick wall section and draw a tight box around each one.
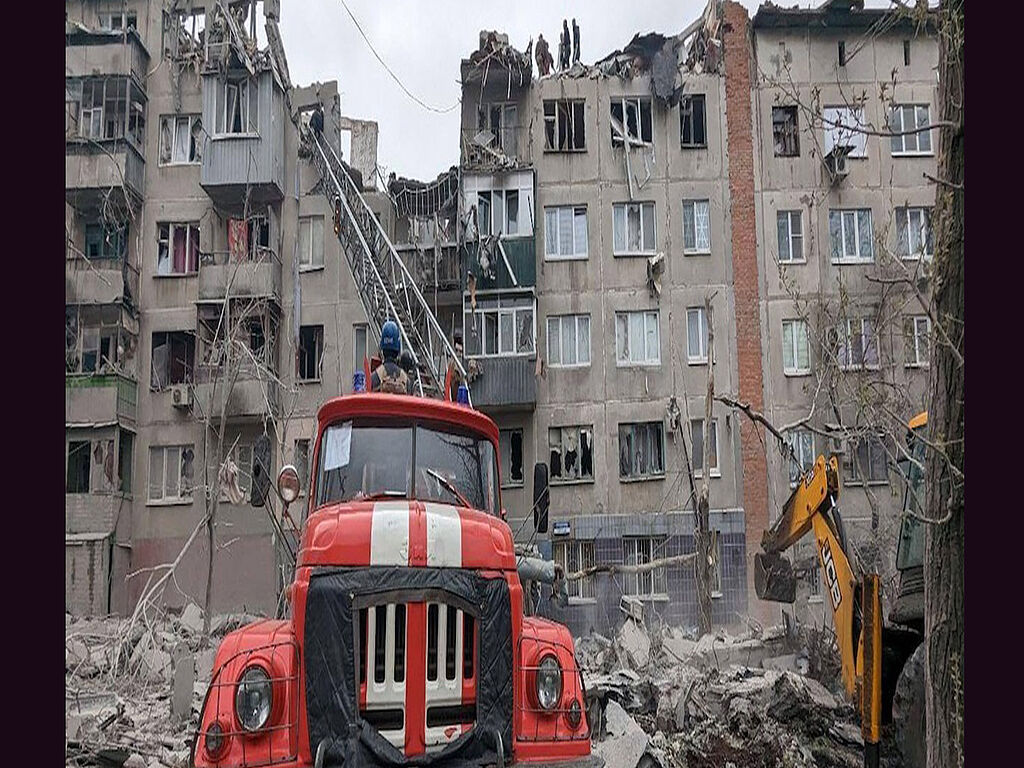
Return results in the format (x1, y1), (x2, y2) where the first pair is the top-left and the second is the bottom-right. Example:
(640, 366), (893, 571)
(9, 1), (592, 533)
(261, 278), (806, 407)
(722, 1), (772, 624)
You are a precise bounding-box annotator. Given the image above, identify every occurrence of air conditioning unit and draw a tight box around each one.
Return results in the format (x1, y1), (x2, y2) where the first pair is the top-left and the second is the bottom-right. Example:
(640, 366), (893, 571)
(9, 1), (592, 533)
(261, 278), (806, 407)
(171, 384), (193, 409)
(825, 145), (851, 181)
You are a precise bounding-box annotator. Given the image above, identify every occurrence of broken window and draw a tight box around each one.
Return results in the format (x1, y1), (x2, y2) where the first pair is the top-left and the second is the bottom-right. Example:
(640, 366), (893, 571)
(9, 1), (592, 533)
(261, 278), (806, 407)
(150, 331), (195, 389)
(463, 295), (535, 357)
(353, 324), (368, 370)
(845, 435), (888, 485)
(776, 210), (803, 263)
(215, 75), (259, 135)
(66, 440), (92, 494)
(148, 444), (195, 502)
(682, 199), (711, 253)
(836, 317), (879, 370)
(118, 429), (134, 495)
(772, 106), (799, 157)
(823, 106), (866, 158)
(476, 190), (520, 237)
(615, 310), (660, 366)
(904, 316), (931, 368)
(98, 11), (138, 30)
(544, 205), (588, 260)
(680, 94), (707, 148)
(159, 114), (203, 164)
(544, 100), (586, 151)
(610, 96), (653, 147)
(838, 41), (847, 66)
(889, 105), (932, 155)
(66, 81), (82, 137)
(690, 419), (719, 478)
(612, 202), (656, 254)
(782, 319), (811, 375)
(828, 209), (873, 263)
(548, 425), (593, 483)
(619, 422), (665, 480)
(499, 429), (524, 488)
(85, 222), (127, 261)
(623, 537), (667, 597)
(552, 540), (596, 600)
(157, 222), (200, 274)
(787, 430), (814, 486)
(686, 307), (709, 364)
(477, 102), (518, 156)
(896, 207), (934, 260)
(227, 214), (270, 261)
(298, 325), (324, 381)
(68, 317), (122, 375)
(295, 439), (310, 495)
(222, 442), (254, 500)
(546, 314), (591, 368)
(164, 8), (206, 59)
(75, 78), (145, 147)
(298, 216), (325, 269)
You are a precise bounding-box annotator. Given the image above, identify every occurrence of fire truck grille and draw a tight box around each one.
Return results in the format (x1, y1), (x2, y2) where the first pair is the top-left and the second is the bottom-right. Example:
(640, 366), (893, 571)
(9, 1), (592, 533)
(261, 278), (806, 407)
(357, 601), (478, 752)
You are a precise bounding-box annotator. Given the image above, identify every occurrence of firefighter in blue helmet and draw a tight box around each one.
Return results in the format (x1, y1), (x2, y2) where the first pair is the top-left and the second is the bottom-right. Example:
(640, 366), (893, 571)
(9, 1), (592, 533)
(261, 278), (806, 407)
(370, 320), (413, 394)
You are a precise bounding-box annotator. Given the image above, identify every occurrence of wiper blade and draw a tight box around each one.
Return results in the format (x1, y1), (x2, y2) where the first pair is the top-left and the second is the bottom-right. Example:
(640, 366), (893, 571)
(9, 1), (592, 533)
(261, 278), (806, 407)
(424, 468), (472, 509)
(357, 490), (407, 501)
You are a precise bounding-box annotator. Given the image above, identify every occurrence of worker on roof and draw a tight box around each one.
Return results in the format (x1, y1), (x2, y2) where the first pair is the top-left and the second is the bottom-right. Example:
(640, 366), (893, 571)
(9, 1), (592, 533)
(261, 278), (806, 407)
(370, 320), (412, 395)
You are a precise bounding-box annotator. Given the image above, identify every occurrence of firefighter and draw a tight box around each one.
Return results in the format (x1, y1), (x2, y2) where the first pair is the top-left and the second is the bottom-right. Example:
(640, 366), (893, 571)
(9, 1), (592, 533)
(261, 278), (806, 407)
(398, 350), (418, 394)
(370, 320), (410, 394)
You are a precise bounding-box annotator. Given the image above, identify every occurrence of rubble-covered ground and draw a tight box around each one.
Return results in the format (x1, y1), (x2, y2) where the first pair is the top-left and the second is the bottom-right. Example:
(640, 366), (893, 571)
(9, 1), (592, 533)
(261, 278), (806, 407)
(67, 608), (884, 768)
(579, 619), (894, 768)
(65, 606), (260, 768)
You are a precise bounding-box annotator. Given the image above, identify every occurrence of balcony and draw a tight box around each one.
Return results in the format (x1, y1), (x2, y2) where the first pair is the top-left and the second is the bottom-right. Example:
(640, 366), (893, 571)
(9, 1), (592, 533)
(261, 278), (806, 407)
(192, 372), (280, 421)
(66, 253), (140, 310)
(464, 236), (536, 291)
(198, 249), (282, 303)
(466, 356), (536, 411)
(65, 373), (138, 428)
(65, 26), (149, 84)
(461, 126), (527, 169)
(200, 70), (285, 205)
(66, 140), (145, 212)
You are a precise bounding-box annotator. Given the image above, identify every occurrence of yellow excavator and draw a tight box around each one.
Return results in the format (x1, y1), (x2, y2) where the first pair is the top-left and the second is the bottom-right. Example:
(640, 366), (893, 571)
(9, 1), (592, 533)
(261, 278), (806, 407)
(753, 412), (928, 768)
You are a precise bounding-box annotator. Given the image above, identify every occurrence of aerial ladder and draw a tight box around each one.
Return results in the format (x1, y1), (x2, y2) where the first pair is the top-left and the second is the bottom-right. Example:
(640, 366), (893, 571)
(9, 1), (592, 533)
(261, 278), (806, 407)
(303, 127), (468, 400)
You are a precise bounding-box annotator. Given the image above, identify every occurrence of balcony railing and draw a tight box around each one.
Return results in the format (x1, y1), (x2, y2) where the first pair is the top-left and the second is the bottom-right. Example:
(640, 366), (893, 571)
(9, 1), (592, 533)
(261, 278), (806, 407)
(65, 372), (138, 427)
(65, 28), (150, 85)
(463, 236), (536, 291)
(198, 247), (283, 303)
(66, 139), (145, 210)
(396, 242), (462, 293)
(65, 252), (140, 310)
(461, 127), (527, 169)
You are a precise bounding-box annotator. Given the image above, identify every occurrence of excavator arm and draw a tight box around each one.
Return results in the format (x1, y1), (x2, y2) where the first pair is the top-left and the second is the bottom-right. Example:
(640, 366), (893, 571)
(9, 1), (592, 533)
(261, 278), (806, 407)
(754, 455), (884, 767)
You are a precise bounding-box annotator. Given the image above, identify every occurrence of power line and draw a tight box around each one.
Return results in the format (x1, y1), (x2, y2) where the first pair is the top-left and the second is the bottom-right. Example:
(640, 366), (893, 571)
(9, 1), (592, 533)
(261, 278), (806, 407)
(339, 0), (460, 114)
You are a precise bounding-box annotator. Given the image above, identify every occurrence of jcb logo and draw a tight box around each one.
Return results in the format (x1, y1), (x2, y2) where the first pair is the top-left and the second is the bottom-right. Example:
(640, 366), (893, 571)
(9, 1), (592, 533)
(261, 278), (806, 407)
(821, 540), (842, 611)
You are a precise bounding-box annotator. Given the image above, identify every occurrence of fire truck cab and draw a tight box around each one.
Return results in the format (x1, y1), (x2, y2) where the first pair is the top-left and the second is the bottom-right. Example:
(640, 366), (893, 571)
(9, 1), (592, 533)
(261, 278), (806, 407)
(193, 392), (599, 768)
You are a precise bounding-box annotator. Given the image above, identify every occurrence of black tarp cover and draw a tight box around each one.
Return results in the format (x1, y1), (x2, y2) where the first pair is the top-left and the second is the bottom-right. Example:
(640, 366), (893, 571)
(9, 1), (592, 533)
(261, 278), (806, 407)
(304, 567), (513, 768)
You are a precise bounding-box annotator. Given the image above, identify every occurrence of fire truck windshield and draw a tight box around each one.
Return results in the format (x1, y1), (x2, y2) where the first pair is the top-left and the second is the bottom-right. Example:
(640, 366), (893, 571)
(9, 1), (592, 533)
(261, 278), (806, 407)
(315, 418), (499, 516)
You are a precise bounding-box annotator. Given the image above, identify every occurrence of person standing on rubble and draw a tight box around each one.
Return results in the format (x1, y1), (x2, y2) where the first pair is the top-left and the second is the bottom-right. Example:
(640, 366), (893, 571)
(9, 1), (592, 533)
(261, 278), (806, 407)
(536, 33), (552, 76)
(370, 320), (411, 395)
(560, 19), (571, 70)
(572, 18), (581, 64)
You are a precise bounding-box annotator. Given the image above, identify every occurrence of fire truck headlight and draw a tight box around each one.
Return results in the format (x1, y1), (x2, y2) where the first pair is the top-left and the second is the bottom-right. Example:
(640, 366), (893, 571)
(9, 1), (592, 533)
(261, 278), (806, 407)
(235, 666), (273, 732)
(536, 655), (563, 711)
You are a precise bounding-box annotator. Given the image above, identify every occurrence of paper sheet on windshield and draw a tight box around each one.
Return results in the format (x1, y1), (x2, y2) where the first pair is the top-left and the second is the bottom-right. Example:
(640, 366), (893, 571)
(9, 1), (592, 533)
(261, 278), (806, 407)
(323, 422), (352, 471)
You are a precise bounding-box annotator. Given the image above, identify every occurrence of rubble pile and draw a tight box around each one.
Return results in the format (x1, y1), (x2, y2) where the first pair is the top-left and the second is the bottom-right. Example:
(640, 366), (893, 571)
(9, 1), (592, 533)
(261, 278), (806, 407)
(65, 606), (261, 768)
(580, 619), (876, 768)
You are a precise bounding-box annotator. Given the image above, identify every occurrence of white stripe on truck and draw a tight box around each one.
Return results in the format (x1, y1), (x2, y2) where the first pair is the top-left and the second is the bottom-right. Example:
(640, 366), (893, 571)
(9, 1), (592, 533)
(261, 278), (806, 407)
(371, 501), (410, 565)
(424, 503), (462, 568)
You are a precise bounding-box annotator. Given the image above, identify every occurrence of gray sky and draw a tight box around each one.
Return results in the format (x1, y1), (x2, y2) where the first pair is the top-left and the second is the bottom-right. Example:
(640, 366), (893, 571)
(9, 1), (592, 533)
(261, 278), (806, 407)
(276, 1), (894, 182)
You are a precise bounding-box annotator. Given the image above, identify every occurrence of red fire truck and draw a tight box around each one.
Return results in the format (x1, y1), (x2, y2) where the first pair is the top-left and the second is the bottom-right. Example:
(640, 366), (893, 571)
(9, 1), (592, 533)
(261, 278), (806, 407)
(192, 392), (600, 768)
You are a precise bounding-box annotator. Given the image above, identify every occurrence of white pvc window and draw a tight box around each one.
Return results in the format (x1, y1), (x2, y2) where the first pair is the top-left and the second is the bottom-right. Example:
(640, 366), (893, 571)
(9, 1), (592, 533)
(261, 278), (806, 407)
(298, 216), (325, 269)
(777, 210), (803, 263)
(896, 207), (934, 260)
(829, 209), (874, 263)
(787, 430), (814, 486)
(148, 445), (195, 502)
(686, 307), (709, 364)
(904, 316), (931, 368)
(890, 105), (933, 155)
(837, 318), (879, 370)
(159, 115), (202, 164)
(782, 319), (811, 375)
(682, 200), (711, 254)
(546, 314), (591, 368)
(215, 76), (259, 135)
(613, 202), (656, 255)
(690, 419), (719, 478)
(544, 206), (588, 260)
(464, 295), (535, 357)
(615, 311), (660, 366)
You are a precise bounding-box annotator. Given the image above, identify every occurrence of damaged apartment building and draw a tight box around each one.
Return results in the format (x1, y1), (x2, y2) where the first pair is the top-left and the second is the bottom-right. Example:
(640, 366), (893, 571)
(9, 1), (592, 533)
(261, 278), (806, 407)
(65, 0), (389, 616)
(66, 0), (938, 636)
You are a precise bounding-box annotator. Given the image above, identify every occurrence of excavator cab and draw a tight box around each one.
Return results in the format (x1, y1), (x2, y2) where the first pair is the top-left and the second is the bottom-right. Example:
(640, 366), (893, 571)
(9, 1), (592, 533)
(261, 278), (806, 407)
(891, 412), (927, 630)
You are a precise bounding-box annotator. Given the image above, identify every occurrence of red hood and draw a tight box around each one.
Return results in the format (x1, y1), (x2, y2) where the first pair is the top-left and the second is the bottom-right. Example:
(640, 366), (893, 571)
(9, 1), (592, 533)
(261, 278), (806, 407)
(298, 500), (516, 571)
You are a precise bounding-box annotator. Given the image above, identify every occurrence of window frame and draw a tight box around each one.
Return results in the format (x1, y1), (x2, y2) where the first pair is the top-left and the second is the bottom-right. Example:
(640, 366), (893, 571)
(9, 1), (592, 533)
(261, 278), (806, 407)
(147, 444), (195, 504)
(498, 428), (525, 489)
(896, 206), (934, 261)
(150, 330), (196, 390)
(610, 96), (653, 148)
(66, 439), (93, 494)
(546, 314), (591, 369)
(464, 294), (536, 359)
(297, 325), (325, 382)
(823, 106), (867, 159)
(679, 94), (707, 148)
(548, 425), (595, 486)
(782, 318), (811, 376)
(156, 222), (201, 276)
(618, 421), (667, 482)
(836, 317), (880, 371)
(543, 205), (589, 261)
(772, 105), (800, 157)
(543, 99), (586, 152)
(298, 215), (326, 270)
(614, 310), (661, 367)
(690, 419), (720, 479)
(622, 536), (668, 598)
(353, 324), (368, 371)
(158, 114), (202, 165)
(552, 539), (597, 602)
(787, 430), (815, 487)
(478, 101), (519, 156)
(904, 315), (931, 368)
(682, 199), (712, 255)
(890, 104), (933, 156)
(776, 210), (804, 264)
(612, 201), (657, 256)
(828, 208), (874, 264)
(214, 74), (260, 137)
(845, 435), (889, 486)
(686, 307), (709, 365)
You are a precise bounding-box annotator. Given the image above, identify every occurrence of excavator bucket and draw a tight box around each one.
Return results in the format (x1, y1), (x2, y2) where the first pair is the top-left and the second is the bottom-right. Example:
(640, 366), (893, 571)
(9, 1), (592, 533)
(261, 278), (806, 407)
(754, 551), (797, 603)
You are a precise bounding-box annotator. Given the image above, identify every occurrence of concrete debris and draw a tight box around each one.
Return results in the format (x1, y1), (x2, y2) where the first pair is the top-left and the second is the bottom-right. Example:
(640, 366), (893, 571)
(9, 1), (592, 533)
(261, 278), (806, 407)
(583, 621), (876, 768)
(177, 602), (204, 635)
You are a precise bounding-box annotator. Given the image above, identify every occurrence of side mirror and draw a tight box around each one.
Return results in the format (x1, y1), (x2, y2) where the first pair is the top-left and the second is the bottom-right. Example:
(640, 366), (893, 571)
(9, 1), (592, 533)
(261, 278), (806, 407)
(532, 462), (549, 534)
(500, 508), (508, 521)
(277, 464), (301, 510)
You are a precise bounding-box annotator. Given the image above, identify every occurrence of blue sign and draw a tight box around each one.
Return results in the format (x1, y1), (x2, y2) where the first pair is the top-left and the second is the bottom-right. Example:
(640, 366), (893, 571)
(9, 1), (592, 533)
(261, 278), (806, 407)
(552, 521), (571, 537)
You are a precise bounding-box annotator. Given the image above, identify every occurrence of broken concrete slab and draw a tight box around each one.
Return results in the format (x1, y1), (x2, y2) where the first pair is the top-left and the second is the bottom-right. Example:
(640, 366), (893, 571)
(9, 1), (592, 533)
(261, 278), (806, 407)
(171, 648), (195, 722)
(617, 617), (651, 670)
(178, 603), (203, 635)
(123, 755), (146, 768)
(595, 699), (648, 768)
